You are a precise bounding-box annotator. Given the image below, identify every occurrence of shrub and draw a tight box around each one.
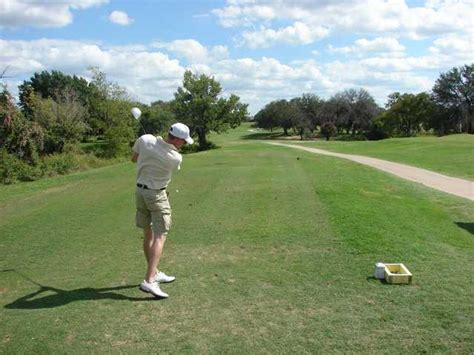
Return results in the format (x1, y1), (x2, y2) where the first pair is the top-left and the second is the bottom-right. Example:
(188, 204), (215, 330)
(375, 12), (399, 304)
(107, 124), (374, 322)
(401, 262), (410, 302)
(321, 122), (337, 141)
(0, 150), (41, 183)
(40, 153), (78, 176)
(180, 141), (219, 154)
(104, 124), (135, 158)
(334, 134), (367, 141)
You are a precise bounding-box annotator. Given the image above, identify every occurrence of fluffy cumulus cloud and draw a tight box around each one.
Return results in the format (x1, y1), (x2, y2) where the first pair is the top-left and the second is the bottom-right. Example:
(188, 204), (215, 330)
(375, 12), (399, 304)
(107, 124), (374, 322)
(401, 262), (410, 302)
(1, 34), (470, 114)
(328, 37), (406, 57)
(213, 0), (472, 47)
(0, 39), (184, 104)
(152, 40), (229, 64)
(109, 10), (133, 26)
(0, 0), (108, 28)
(241, 22), (329, 48)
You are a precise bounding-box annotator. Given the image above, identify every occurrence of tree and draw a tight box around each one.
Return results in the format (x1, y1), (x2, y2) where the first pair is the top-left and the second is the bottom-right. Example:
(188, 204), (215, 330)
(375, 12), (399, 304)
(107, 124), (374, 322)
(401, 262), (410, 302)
(29, 88), (88, 153)
(0, 84), (44, 162)
(289, 97), (310, 140)
(138, 102), (175, 136)
(19, 70), (94, 116)
(173, 71), (248, 150)
(432, 64), (473, 134)
(334, 89), (379, 135)
(380, 92), (435, 136)
(298, 93), (323, 132)
(254, 104), (279, 131)
(320, 97), (349, 134)
(321, 122), (337, 141)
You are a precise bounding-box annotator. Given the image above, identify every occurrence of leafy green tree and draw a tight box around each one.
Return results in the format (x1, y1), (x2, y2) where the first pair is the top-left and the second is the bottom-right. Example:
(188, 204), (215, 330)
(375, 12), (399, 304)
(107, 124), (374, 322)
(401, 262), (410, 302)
(289, 97), (311, 139)
(0, 84), (44, 162)
(254, 105), (278, 131)
(380, 92), (435, 136)
(131, 101), (175, 136)
(335, 89), (379, 135)
(431, 64), (473, 134)
(29, 88), (88, 153)
(320, 97), (349, 134)
(19, 70), (93, 114)
(298, 93), (324, 132)
(173, 70), (248, 149)
(264, 99), (294, 135)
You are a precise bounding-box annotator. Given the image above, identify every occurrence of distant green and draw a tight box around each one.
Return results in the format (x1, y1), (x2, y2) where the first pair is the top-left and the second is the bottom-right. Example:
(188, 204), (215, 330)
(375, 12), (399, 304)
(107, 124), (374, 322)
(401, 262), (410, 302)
(1, 124), (473, 353)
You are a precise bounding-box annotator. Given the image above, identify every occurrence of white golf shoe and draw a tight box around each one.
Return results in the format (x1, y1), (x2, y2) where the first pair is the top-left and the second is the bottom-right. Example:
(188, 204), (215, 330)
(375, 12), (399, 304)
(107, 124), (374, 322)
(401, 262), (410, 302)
(139, 280), (169, 298)
(155, 271), (176, 283)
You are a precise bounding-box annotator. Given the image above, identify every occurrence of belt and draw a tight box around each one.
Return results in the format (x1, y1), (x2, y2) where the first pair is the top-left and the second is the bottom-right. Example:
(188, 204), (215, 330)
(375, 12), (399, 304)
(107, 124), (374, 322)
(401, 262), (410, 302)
(137, 183), (166, 191)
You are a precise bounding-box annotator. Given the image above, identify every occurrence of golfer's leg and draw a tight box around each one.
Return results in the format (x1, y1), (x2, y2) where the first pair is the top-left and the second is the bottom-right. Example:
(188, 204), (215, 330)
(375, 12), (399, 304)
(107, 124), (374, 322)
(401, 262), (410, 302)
(143, 226), (153, 263)
(145, 234), (167, 282)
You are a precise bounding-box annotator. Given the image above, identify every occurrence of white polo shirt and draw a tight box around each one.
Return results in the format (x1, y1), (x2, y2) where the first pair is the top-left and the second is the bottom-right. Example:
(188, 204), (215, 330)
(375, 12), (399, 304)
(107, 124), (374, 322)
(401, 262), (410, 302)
(133, 135), (182, 190)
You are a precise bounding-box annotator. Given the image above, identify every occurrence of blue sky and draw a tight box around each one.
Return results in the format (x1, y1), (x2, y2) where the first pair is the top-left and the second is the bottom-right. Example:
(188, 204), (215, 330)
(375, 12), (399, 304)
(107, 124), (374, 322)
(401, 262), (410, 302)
(1, 0), (472, 114)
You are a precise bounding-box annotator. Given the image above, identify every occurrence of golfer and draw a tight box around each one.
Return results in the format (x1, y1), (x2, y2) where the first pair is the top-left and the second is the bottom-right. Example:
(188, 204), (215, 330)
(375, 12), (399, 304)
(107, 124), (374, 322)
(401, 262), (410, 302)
(132, 123), (193, 298)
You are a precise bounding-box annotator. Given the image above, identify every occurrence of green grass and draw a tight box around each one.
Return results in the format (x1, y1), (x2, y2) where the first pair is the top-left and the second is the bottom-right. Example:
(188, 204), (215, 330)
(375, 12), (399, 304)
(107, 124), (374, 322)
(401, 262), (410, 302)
(1, 124), (473, 353)
(295, 134), (474, 180)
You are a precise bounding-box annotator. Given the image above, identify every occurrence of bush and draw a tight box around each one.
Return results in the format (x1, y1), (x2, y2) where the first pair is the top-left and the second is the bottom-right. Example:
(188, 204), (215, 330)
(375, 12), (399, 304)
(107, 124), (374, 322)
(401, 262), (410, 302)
(104, 124), (135, 158)
(321, 122), (337, 141)
(334, 134), (367, 141)
(0, 150), (41, 184)
(0, 147), (121, 184)
(40, 153), (78, 176)
(180, 141), (219, 154)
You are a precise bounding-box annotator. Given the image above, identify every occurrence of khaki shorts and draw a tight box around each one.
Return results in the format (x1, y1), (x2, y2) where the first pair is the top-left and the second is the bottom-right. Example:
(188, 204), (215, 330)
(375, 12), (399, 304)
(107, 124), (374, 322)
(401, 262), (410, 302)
(135, 187), (172, 236)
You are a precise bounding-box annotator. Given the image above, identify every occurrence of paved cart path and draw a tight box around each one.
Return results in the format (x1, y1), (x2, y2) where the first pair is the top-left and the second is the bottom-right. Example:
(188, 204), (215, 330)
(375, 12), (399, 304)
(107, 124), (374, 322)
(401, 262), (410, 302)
(268, 142), (474, 202)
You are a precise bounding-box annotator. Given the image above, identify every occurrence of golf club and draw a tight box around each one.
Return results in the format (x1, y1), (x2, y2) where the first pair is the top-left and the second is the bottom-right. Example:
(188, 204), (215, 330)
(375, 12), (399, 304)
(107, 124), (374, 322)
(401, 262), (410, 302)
(131, 107), (146, 134)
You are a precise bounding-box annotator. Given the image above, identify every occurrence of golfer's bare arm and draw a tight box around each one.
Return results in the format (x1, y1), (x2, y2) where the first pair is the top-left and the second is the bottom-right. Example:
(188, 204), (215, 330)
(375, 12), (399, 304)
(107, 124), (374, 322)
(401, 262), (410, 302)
(131, 152), (139, 162)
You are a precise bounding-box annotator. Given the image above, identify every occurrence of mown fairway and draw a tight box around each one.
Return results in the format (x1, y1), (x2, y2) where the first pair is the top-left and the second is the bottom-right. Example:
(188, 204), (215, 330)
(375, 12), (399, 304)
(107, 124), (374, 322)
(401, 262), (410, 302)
(1, 126), (473, 353)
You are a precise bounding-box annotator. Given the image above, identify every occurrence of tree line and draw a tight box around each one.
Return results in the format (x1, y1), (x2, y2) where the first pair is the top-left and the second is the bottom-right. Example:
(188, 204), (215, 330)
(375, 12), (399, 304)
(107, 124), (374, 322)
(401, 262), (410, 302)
(0, 68), (248, 183)
(254, 64), (473, 140)
(0, 63), (471, 183)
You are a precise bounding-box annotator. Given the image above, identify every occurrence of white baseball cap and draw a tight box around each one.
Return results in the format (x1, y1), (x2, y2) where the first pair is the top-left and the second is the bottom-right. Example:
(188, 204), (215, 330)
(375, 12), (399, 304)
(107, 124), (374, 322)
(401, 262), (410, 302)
(169, 123), (194, 144)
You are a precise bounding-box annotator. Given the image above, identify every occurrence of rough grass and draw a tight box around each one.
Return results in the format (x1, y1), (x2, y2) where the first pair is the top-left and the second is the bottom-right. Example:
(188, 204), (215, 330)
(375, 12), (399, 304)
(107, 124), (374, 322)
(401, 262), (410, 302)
(0, 125), (473, 353)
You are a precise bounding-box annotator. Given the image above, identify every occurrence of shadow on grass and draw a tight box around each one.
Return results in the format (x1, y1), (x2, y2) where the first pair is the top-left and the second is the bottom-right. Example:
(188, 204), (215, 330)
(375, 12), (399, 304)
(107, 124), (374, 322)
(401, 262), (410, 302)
(455, 222), (474, 235)
(2, 270), (162, 309)
(366, 276), (405, 286)
(241, 132), (287, 140)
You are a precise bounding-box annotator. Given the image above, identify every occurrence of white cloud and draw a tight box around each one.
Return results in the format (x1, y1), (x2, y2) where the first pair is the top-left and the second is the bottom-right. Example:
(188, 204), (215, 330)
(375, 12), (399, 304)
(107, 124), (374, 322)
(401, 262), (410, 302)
(152, 39), (229, 64)
(213, 0), (472, 47)
(328, 37), (406, 57)
(429, 34), (473, 64)
(0, 35), (470, 115)
(0, 39), (184, 104)
(240, 22), (329, 48)
(109, 10), (133, 26)
(0, 0), (108, 28)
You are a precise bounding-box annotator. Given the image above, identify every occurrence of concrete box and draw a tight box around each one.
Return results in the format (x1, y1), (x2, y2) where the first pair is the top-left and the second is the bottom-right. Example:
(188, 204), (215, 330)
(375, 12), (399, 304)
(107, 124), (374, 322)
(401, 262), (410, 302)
(384, 263), (412, 284)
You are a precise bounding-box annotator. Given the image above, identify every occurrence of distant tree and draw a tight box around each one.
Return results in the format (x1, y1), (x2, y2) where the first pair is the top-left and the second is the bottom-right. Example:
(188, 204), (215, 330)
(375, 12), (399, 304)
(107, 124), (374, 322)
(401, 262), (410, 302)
(321, 122), (337, 141)
(138, 103), (175, 136)
(431, 64), (473, 134)
(254, 103), (279, 131)
(173, 70), (248, 150)
(299, 93), (324, 132)
(320, 97), (349, 134)
(29, 88), (88, 153)
(289, 97), (310, 139)
(0, 84), (44, 162)
(336, 88), (379, 135)
(380, 92), (435, 136)
(19, 70), (93, 115)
